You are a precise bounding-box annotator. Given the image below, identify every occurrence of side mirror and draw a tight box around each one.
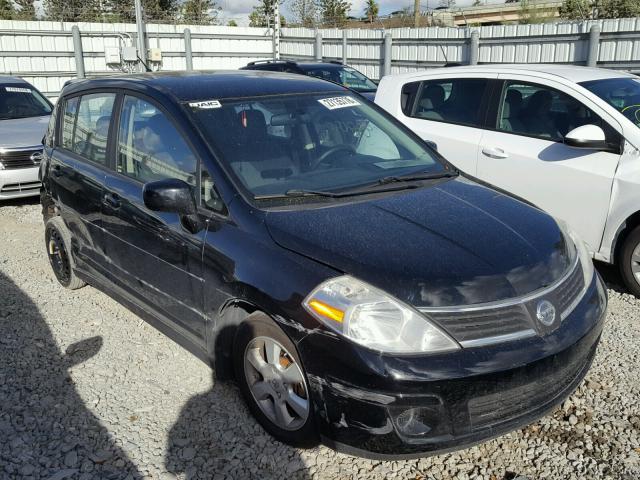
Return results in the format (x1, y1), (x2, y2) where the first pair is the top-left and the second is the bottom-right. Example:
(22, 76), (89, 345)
(564, 124), (608, 150)
(143, 178), (197, 216)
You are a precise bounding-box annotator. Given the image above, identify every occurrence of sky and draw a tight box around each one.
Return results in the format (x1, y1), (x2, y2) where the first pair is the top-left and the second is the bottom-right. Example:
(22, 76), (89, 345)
(217, 0), (495, 26)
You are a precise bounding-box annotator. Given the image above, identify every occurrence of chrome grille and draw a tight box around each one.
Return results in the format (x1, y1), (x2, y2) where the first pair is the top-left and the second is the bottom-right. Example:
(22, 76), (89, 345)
(0, 148), (42, 170)
(1, 181), (41, 193)
(419, 257), (586, 347)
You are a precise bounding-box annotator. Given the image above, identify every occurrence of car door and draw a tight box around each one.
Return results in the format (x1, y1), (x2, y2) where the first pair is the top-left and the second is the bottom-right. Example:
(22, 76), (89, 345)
(101, 94), (208, 345)
(47, 92), (117, 276)
(477, 76), (623, 253)
(396, 74), (497, 175)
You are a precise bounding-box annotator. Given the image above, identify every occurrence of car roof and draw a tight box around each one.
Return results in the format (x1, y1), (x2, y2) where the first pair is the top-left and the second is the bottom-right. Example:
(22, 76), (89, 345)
(62, 70), (348, 101)
(0, 76), (31, 86)
(388, 64), (635, 84)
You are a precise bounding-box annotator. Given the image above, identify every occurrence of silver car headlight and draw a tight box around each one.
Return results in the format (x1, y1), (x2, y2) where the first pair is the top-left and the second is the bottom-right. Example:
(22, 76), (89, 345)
(303, 275), (460, 354)
(556, 218), (594, 286)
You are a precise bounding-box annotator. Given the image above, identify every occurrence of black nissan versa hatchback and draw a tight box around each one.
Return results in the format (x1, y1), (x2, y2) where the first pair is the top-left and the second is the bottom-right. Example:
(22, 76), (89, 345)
(40, 71), (606, 459)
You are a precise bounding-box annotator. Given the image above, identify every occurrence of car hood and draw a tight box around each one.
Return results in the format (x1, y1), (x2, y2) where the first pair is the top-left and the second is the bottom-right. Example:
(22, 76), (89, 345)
(265, 178), (572, 308)
(0, 115), (49, 149)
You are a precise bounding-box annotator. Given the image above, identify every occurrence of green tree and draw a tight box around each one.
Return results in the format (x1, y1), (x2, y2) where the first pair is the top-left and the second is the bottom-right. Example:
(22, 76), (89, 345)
(249, 0), (285, 27)
(600, 0), (640, 17)
(559, 0), (592, 19)
(319, 0), (350, 26)
(472, 0), (482, 6)
(227, 19), (237, 26)
(519, 0), (554, 23)
(14, 0), (36, 20)
(364, 0), (378, 23)
(182, 0), (220, 24)
(44, 0), (102, 22)
(288, 0), (316, 27)
(0, 0), (15, 19)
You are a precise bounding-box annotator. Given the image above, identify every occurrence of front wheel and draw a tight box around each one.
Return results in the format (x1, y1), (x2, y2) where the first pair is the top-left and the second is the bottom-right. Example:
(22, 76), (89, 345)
(619, 225), (640, 298)
(233, 313), (318, 448)
(45, 216), (86, 290)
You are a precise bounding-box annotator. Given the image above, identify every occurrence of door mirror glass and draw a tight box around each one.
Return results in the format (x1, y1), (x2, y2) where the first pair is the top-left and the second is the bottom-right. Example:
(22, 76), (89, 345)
(143, 178), (197, 216)
(564, 124), (608, 150)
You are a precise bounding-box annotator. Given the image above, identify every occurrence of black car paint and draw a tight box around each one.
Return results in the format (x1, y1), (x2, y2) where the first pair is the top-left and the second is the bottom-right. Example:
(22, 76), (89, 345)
(40, 71), (606, 458)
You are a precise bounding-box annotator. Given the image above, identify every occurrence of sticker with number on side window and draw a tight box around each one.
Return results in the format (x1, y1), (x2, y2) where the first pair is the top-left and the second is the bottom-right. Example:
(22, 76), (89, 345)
(318, 97), (360, 110)
(188, 99), (222, 109)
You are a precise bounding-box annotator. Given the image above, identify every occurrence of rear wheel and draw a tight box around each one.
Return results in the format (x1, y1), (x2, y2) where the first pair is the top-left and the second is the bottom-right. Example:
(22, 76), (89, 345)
(45, 216), (86, 290)
(233, 313), (318, 447)
(620, 225), (640, 298)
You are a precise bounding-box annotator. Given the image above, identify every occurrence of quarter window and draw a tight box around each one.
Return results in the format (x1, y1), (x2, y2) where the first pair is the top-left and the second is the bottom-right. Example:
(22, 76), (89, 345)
(61, 97), (79, 150)
(72, 93), (116, 165)
(409, 78), (490, 128)
(117, 96), (197, 186)
(497, 82), (601, 142)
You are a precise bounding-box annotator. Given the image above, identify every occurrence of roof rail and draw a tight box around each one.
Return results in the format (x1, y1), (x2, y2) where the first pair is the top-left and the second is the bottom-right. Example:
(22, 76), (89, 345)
(246, 59), (296, 67)
(328, 60), (343, 65)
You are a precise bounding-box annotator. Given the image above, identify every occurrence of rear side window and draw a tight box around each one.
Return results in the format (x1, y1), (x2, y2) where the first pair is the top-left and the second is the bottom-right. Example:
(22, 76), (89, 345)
(117, 95), (197, 186)
(61, 93), (116, 165)
(407, 78), (490, 128)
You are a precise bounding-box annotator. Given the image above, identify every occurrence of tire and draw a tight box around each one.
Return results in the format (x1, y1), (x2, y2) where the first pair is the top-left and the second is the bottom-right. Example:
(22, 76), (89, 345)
(619, 225), (640, 298)
(45, 216), (86, 290)
(233, 313), (319, 448)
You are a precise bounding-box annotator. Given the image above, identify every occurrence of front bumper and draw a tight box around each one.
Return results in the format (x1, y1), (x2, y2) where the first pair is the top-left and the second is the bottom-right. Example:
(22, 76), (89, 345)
(0, 167), (40, 199)
(297, 274), (607, 459)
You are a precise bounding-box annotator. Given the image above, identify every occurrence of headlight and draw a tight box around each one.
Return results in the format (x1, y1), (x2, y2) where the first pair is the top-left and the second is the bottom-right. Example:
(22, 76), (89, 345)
(556, 219), (594, 286)
(303, 276), (459, 354)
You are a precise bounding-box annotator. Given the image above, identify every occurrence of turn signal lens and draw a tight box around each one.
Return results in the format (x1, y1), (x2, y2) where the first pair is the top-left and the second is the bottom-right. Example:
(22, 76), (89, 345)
(307, 299), (344, 323)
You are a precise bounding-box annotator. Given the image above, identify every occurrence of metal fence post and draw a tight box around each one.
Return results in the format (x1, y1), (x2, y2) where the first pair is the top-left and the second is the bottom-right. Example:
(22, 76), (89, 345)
(587, 24), (600, 68)
(184, 28), (193, 71)
(382, 33), (392, 77)
(342, 30), (348, 65)
(134, 0), (148, 69)
(71, 26), (85, 78)
(314, 31), (322, 61)
(469, 30), (479, 65)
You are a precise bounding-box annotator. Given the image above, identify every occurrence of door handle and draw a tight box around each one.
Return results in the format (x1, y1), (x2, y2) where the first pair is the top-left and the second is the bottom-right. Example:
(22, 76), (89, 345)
(103, 193), (121, 210)
(481, 146), (509, 159)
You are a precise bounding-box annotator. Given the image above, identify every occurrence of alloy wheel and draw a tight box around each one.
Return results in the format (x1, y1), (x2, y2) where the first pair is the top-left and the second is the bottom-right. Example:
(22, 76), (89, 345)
(47, 229), (71, 284)
(631, 242), (640, 283)
(243, 336), (310, 431)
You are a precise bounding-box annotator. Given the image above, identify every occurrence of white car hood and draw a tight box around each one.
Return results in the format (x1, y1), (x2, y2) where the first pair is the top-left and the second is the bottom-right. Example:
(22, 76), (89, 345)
(0, 115), (49, 149)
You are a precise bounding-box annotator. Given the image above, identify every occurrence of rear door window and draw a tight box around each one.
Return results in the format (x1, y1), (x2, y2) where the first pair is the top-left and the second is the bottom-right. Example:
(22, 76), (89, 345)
(61, 93), (116, 165)
(408, 78), (490, 128)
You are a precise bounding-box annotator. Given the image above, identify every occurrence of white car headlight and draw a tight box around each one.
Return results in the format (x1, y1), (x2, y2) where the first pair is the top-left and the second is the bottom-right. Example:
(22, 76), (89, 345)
(303, 275), (459, 354)
(556, 219), (594, 287)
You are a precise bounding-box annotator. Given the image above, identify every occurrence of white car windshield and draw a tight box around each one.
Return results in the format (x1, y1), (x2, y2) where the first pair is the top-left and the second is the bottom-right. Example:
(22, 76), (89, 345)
(581, 77), (640, 127)
(189, 93), (447, 199)
(0, 84), (52, 120)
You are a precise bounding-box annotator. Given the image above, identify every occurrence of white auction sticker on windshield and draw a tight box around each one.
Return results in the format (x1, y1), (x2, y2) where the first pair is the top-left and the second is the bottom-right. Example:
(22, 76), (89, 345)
(318, 96), (360, 110)
(5, 87), (31, 93)
(188, 99), (222, 109)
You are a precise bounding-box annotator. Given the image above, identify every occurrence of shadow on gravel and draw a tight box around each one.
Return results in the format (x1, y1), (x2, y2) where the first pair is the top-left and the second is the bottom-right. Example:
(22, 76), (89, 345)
(595, 260), (627, 293)
(0, 271), (142, 479)
(165, 379), (311, 480)
(0, 196), (40, 208)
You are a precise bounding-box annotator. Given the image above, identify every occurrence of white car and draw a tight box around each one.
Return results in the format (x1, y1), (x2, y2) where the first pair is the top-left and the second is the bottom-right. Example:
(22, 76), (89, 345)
(376, 64), (640, 296)
(0, 76), (52, 200)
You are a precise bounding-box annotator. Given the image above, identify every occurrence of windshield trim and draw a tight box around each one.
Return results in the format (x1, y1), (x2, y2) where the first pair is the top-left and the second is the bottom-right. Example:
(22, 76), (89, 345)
(185, 90), (452, 210)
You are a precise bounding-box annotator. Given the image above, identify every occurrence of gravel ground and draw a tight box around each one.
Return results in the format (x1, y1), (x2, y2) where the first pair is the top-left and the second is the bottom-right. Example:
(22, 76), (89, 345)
(0, 199), (638, 480)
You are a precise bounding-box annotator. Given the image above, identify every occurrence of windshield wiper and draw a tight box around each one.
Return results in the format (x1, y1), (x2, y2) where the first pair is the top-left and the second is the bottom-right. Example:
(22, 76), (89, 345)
(254, 183), (423, 200)
(377, 170), (458, 185)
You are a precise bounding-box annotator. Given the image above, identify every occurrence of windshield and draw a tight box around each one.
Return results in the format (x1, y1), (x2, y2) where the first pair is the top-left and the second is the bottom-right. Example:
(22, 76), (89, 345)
(302, 66), (378, 92)
(190, 93), (445, 199)
(580, 77), (640, 127)
(0, 84), (52, 120)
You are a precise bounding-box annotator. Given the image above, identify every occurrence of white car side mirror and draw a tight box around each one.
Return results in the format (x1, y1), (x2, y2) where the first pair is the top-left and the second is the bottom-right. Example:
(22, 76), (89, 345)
(564, 124), (607, 150)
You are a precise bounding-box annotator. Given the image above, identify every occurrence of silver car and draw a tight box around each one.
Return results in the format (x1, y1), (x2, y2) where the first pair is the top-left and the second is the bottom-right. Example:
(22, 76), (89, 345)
(0, 76), (52, 200)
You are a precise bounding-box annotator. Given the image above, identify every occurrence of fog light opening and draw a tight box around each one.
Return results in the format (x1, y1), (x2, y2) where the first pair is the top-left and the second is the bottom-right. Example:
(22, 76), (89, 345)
(395, 408), (433, 437)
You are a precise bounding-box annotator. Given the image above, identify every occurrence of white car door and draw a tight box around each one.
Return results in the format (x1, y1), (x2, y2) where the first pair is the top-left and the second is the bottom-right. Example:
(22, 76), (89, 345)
(397, 73), (498, 175)
(476, 75), (623, 253)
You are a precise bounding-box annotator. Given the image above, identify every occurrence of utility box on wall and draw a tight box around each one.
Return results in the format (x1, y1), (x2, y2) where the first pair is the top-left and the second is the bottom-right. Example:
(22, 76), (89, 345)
(148, 48), (162, 62)
(104, 47), (121, 65)
(122, 46), (138, 62)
